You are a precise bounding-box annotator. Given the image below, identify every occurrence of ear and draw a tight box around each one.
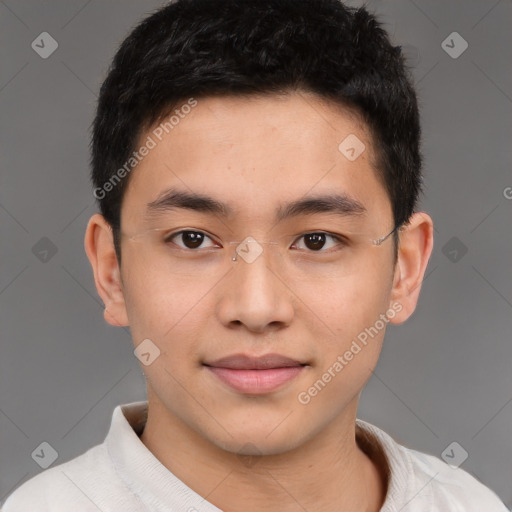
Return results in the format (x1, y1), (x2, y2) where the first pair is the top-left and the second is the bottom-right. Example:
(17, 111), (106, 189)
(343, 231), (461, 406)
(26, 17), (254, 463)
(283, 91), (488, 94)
(388, 212), (434, 324)
(84, 213), (129, 327)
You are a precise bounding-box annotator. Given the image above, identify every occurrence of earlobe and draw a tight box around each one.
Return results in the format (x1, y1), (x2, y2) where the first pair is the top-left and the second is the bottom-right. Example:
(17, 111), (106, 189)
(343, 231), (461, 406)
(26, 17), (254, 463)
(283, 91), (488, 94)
(388, 212), (434, 325)
(104, 301), (128, 327)
(84, 213), (130, 327)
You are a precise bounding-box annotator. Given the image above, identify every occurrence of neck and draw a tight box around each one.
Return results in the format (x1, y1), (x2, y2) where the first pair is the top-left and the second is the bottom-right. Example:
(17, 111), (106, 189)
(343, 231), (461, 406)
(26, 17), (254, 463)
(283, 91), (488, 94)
(139, 394), (387, 512)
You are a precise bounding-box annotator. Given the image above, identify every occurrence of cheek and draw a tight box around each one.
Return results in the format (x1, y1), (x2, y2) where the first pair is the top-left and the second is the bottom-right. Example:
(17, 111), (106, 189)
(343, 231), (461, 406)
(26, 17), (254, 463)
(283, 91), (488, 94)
(296, 275), (391, 418)
(301, 259), (393, 382)
(123, 270), (209, 405)
(120, 255), (210, 353)
(300, 262), (392, 337)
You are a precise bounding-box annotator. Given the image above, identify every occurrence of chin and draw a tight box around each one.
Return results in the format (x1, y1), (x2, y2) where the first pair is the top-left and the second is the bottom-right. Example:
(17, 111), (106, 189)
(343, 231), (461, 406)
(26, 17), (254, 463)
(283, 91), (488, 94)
(203, 416), (312, 457)
(216, 433), (301, 457)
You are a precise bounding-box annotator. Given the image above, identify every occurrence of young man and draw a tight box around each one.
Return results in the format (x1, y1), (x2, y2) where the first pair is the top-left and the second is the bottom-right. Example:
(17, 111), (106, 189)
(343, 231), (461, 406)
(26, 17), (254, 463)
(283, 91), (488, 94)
(4, 0), (508, 510)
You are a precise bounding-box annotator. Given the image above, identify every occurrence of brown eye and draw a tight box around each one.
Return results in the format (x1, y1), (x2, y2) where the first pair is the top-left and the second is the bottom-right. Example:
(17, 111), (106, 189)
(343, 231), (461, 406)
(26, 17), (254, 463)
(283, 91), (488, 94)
(293, 232), (344, 252)
(303, 233), (327, 251)
(166, 230), (216, 250)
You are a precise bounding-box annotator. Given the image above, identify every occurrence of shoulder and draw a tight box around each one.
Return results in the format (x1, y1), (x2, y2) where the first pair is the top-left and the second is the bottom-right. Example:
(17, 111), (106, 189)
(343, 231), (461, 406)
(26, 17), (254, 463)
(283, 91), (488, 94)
(2, 444), (123, 512)
(401, 445), (508, 511)
(355, 419), (508, 512)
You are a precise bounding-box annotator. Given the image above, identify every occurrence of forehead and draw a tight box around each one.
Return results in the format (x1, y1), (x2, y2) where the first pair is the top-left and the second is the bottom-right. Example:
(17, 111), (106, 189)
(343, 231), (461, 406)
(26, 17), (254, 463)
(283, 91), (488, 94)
(121, 92), (391, 228)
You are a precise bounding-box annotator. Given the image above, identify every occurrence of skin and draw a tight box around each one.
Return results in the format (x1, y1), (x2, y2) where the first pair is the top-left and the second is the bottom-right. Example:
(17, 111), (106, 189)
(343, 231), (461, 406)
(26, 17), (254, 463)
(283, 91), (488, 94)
(84, 92), (434, 512)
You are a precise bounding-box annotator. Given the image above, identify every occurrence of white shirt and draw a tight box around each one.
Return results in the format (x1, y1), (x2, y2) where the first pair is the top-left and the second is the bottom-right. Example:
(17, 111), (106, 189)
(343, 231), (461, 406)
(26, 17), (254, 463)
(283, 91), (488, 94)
(3, 401), (508, 511)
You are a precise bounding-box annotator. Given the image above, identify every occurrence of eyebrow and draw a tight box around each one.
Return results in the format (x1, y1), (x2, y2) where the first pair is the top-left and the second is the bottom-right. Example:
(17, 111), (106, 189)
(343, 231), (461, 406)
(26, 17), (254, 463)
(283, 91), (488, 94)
(145, 187), (367, 222)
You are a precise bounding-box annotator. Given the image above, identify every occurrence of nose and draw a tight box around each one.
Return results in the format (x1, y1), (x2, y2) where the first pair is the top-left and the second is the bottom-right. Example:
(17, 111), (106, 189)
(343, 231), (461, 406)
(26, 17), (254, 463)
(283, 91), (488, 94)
(216, 240), (294, 333)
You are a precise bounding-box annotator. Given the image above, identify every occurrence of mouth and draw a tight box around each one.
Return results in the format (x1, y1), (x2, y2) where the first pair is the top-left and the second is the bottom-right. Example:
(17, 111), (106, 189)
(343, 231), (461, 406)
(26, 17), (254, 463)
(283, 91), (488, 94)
(203, 353), (307, 394)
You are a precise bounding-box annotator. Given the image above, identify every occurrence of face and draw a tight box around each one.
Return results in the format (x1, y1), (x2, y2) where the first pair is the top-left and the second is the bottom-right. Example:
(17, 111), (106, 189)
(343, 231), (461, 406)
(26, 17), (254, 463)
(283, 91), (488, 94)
(95, 92), (410, 455)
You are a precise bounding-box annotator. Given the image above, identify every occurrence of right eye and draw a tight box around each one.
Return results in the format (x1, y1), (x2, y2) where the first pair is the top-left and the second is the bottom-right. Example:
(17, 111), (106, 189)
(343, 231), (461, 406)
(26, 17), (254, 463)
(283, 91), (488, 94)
(165, 230), (219, 250)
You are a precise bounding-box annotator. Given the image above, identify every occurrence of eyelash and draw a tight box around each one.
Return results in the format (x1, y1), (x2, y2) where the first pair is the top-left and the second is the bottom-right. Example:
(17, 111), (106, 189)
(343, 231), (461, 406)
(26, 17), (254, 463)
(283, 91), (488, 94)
(164, 229), (348, 253)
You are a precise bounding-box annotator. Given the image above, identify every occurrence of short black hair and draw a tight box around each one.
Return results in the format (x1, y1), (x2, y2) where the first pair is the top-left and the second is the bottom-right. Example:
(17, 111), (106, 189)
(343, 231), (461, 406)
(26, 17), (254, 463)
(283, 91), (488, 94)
(90, 0), (423, 267)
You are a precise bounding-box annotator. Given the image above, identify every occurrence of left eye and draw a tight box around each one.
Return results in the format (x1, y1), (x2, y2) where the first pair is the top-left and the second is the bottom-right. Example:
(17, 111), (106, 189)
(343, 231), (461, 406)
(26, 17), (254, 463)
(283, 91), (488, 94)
(292, 232), (344, 252)
(166, 230), (343, 252)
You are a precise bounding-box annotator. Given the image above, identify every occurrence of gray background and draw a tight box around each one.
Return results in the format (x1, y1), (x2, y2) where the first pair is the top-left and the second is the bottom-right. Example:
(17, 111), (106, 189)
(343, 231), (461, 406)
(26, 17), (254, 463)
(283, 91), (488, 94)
(1, 0), (511, 507)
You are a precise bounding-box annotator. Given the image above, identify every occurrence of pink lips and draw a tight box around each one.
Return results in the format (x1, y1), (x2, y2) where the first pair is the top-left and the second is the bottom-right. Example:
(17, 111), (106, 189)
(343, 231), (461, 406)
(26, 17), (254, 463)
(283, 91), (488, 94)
(204, 353), (306, 394)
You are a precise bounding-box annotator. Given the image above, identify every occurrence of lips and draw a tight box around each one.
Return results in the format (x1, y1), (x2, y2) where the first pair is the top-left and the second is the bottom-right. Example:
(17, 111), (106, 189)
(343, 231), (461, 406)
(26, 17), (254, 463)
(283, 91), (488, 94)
(205, 353), (305, 370)
(203, 353), (306, 394)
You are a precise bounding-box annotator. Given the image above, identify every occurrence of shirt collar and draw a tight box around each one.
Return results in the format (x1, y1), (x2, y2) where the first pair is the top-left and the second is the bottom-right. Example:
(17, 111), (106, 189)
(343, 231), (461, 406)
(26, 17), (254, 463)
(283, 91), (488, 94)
(106, 401), (415, 511)
(355, 418), (416, 511)
(106, 401), (223, 511)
